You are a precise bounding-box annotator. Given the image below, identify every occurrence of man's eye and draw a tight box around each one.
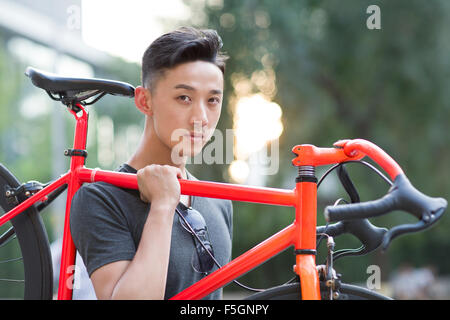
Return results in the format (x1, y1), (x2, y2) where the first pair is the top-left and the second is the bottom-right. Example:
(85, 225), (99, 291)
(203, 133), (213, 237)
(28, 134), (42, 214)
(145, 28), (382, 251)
(178, 95), (191, 103)
(209, 97), (221, 104)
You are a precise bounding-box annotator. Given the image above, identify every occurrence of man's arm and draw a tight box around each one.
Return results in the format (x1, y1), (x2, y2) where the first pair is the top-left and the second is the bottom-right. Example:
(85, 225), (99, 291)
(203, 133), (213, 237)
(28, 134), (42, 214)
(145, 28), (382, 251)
(90, 202), (175, 299)
(90, 165), (182, 300)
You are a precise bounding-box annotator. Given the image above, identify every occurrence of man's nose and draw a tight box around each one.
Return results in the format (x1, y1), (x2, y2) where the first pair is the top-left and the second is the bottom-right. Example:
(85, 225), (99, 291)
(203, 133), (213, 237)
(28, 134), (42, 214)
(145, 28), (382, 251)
(190, 102), (209, 128)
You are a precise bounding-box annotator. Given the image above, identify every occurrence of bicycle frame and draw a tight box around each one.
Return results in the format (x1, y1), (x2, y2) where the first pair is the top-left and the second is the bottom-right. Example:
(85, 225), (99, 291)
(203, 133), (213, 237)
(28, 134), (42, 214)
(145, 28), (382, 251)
(0, 103), (404, 300)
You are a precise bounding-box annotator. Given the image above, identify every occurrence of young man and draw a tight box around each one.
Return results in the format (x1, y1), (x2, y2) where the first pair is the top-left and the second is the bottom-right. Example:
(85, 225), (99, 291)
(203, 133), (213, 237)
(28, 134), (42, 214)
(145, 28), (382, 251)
(70, 27), (232, 300)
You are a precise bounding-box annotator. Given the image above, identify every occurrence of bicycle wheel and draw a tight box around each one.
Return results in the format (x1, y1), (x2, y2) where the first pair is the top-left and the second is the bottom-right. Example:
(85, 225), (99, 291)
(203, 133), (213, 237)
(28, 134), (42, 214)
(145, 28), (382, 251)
(245, 281), (392, 300)
(0, 164), (53, 299)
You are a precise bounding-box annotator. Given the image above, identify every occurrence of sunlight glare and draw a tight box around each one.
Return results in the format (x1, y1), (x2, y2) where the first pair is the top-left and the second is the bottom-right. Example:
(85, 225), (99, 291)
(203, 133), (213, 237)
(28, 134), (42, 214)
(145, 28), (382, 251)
(81, 0), (191, 63)
(233, 94), (283, 159)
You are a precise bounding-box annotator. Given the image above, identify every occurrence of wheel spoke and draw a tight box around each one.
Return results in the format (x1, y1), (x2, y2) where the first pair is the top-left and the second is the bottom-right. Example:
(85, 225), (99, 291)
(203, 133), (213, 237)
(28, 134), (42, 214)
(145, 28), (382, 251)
(0, 278), (24, 283)
(0, 227), (16, 248)
(0, 257), (23, 264)
(1, 171), (54, 299)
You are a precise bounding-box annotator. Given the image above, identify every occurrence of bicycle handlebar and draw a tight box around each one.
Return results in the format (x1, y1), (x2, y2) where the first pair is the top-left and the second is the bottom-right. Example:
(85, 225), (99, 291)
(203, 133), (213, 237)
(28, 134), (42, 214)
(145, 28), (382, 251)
(324, 174), (447, 250)
(317, 219), (387, 256)
(333, 139), (404, 181)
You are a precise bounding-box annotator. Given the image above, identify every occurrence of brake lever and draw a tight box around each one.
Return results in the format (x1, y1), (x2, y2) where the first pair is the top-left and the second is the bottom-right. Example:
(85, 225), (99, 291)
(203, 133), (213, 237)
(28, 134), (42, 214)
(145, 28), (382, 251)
(316, 163), (387, 259)
(317, 219), (387, 259)
(380, 174), (447, 250)
(336, 163), (387, 257)
(381, 206), (446, 251)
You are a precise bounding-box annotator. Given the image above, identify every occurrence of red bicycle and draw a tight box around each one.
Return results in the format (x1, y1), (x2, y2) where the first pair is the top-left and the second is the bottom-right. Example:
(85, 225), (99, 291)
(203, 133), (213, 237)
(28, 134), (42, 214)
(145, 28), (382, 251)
(0, 67), (446, 300)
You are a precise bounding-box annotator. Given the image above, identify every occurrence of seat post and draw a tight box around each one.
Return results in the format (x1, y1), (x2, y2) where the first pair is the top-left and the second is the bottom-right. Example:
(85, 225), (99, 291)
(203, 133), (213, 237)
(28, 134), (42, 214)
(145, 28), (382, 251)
(58, 102), (89, 300)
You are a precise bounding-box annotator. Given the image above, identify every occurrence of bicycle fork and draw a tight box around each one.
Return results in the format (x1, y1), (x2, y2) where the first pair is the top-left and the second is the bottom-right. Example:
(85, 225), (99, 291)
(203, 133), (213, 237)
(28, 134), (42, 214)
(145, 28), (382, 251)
(293, 166), (321, 300)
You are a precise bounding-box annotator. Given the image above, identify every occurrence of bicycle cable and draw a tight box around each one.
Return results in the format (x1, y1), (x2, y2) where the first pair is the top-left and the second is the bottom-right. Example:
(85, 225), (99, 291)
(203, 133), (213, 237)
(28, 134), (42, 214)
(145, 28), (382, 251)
(317, 160), (394, 264)
(174, 160), (394, 294)
(316, 159), (392, 252)
(175, 207), (265, 293)
(316, 198), (348, 249)
(285, 161), (393, 290)
(318, 160), (393, 188)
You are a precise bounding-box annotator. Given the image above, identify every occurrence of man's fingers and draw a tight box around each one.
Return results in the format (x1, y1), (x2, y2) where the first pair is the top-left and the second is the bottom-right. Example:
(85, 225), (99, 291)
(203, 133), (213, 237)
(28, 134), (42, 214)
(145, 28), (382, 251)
(162, 165), (183, 179)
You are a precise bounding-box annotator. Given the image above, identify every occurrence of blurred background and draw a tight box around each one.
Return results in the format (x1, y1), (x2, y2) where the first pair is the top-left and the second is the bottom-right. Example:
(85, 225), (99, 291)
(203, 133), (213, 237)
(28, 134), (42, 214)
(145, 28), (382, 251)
(0, 0), (449, 299)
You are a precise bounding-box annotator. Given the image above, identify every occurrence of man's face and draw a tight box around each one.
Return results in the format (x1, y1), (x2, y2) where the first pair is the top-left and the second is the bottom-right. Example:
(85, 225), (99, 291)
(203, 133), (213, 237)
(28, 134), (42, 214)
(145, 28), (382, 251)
(148, 60), (224, 159)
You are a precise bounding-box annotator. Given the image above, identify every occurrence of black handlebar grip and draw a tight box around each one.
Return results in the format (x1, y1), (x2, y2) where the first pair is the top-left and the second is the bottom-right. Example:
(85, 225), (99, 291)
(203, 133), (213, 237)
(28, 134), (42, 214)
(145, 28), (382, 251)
(324, 174), (447, 225)
(322, 172), (447, 250)
(316, 222), (344, 237)
(317, 219), (387, 255)
(389, 174), (447, 222)
(324, 194), (396, 222)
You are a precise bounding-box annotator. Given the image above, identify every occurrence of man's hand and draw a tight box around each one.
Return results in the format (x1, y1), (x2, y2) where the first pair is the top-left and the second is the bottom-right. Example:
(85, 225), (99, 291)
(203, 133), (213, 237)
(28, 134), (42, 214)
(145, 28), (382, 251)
(137, 164), (182, 210)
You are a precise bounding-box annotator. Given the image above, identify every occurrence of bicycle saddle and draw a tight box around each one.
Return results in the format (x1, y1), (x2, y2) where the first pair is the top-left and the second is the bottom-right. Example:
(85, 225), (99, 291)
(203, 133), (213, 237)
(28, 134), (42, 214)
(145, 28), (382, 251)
(25, 67), (135, 105)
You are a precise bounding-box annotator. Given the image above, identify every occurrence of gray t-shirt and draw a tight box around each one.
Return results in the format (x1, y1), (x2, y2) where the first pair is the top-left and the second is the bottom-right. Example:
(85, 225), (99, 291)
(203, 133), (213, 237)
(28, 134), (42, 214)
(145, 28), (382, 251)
(70, 163), (233, 299)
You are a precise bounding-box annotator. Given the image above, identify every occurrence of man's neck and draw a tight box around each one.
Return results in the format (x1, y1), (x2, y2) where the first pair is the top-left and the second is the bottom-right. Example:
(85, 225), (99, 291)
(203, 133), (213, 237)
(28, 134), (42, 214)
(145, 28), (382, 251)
(126, 125), (188, 180)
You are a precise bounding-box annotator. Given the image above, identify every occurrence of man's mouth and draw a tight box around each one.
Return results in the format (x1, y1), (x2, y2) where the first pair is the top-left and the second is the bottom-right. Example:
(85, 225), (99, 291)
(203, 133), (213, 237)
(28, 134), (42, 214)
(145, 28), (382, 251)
(185, 132), (204, 141)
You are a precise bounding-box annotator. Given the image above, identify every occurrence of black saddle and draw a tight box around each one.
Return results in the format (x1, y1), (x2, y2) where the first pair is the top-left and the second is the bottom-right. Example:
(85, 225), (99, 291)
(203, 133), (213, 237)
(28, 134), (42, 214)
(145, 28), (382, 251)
(25, 67), (135, 106)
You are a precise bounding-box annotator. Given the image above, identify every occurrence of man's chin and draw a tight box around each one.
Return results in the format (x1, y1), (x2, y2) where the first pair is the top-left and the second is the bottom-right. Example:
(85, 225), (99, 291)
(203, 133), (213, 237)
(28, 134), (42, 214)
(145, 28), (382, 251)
(182, 147), (203, 158)
(170, 145), (203, 164)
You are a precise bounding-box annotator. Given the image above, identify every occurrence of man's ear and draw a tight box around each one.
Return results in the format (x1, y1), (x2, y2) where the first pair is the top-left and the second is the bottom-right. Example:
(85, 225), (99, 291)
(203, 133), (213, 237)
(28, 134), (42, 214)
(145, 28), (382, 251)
(134, 86), (153, 116)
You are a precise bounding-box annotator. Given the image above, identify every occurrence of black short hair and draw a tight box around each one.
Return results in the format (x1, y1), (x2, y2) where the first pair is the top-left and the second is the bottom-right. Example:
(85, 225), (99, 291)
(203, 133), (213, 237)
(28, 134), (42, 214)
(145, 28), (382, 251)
(141, 27), (228, 91)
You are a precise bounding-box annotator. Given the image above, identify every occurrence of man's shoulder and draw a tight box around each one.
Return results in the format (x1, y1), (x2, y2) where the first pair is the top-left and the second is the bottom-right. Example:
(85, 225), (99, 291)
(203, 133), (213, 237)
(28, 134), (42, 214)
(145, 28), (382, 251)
(71, 181), (141, 221)
(75, 180), (138, 200)
(74, 163), (137, 199)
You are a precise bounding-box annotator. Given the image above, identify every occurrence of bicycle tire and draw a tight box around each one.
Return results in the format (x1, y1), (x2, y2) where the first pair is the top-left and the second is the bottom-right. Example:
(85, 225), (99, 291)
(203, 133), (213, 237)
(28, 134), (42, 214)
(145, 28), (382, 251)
(244, 282), (392, 300)
(0, 164), (53, 299)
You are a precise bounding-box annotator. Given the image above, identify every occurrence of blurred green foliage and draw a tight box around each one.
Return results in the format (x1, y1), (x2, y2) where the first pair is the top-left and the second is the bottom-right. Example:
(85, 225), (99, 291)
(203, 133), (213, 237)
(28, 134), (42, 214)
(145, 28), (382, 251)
(182, 0), (450, 293)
